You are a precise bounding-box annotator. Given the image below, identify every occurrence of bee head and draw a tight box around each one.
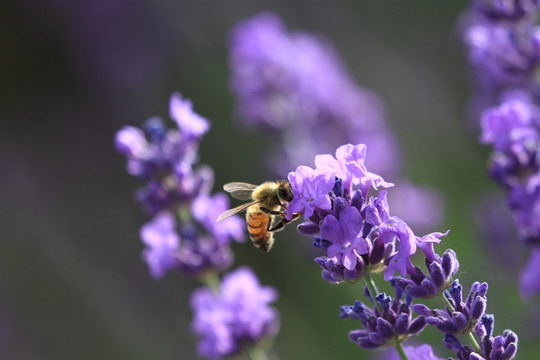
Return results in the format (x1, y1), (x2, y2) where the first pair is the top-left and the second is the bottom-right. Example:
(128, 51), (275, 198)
(277, 181), (293, 202)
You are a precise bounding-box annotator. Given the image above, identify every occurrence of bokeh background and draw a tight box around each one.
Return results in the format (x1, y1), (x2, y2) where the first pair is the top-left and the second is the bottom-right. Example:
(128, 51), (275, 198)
(1, 0), (538, 359)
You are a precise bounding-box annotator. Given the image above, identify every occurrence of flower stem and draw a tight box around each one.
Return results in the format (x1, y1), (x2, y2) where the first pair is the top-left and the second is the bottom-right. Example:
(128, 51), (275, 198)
(395, 343), (409, 360)
(363, 271), (382, 312)
(248, 346), (269, 360)
(439, 294), (482, 354)
(201, 270), (221, 295)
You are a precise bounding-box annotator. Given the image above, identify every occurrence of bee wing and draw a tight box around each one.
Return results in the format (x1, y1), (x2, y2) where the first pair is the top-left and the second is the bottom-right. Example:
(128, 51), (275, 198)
(223, 182), (258, 200)
(216, 200), (262, 221)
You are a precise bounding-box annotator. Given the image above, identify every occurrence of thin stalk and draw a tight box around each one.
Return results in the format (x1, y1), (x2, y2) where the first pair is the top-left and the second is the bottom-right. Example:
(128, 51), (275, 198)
(395, 342), (409, 360)
(201, 271), (221, 295)
(439, 294), (482, 354)
(363, 271), (382, 312)
(248, 347), (269, 360)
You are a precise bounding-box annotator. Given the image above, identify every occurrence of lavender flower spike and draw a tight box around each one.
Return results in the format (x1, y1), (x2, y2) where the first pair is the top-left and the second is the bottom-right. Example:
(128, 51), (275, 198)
(190, 267), (279, 359)
(341, 291), (427, 350)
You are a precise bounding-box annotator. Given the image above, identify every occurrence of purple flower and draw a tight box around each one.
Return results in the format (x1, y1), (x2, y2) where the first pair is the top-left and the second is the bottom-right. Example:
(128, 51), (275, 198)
(520, 246), (540, 299)
(480, 95), (539, 151)
(377, 344), (445, 360)
(380, 218), (417, 281)
(320, 207), (368, 271)
(191, 193), (246, 246)
(341, 291), (427, 350)
(190, 267), (279, 359)
(140, 212), (180, 279)
(169, 92), (210, 139)
(286, 165), (334, 220)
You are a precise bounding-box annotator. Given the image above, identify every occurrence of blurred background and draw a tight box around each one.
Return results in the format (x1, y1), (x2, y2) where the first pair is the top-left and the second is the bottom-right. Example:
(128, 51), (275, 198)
(1, 0), (538, 359)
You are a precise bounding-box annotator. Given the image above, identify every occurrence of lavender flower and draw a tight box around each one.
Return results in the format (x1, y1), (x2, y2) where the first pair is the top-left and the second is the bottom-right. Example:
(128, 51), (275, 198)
(519, 246), (540, 299)
(414, 280), (488, 335)
(229, 12), (443, 233)
(115, 94), (212, 214)
(377, 344), (445, 360)
(190, 267), (279, 359)
(117, 93), (245, 279)
(288, 143), (448, 284)
(461, 0), (540, 298)
(341, 291), (427, 350)
(140, 212), (180, 279)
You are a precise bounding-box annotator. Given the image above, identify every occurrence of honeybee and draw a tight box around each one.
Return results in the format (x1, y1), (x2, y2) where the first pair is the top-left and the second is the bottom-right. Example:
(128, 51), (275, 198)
(217, 180), (299, 252)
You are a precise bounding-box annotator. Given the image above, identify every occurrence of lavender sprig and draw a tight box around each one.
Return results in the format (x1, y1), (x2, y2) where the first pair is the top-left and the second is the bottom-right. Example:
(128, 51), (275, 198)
(116, 93), (279, 359)
(288, 143), (518, 360)
(460, 0), (540, 299)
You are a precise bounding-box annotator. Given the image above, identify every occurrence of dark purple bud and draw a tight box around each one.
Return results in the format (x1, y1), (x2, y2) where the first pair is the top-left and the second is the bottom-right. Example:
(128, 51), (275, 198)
(477, 282), (488, 297)
(398, 303), (410, 316)
(408, 316), (427, 334)
(469, 354), (484, 360)
(333, 177), (343, 197)
(471, 297), (487, 320)
(384, 309), (397, 325)
(376, 293), (391, 312)
(349, 329), (368, 342)
(491, 343), (504, 360)
(444, 333), (464, 352)
(376, 318), (395, 339)
(340, 301), (366, 320)
(436, 318), (459, 333)
(483, 314), (495, 338)
(420, 278), (437, 296)
(298, 222), (321, 235)
(502, 343), (517, 360)
(313, 236), (331, 249)
(442, 249), (459, 277)
(368, 332), (386, 345)
(475, 321), (487, 339)
(412, 304), (433, 316)
(483, 335), (493, 358)
(426, 316), (440, 326)
(350, 190), (364, 212)
(450, 280), (463, 304)
(369, 236), (385, 264)
(503, 330), (518, 347)
(143, 116), (166, 140)
(333, 197), (347, 218)
(409, 265), (427, 284)
(405, 284), (429, 298)
(357, 338), (380, 349)
(493, 335), (504, 349)
(395, 313), (410, 335)
(429, 261), (446, 288)
(452, 312), (468, 330)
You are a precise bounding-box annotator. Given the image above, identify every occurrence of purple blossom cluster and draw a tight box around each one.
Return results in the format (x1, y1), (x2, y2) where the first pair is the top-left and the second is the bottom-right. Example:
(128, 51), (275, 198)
(286, 143), (446, 284)
(190, 267), (279, 359)
(289, 143), (518, 359)
(228, 12), (443, 233)
(116, 93), (246, 279)
(461, 1), (540, 299)
(116, 93), (280, 359)
(340, 290), (427, 349)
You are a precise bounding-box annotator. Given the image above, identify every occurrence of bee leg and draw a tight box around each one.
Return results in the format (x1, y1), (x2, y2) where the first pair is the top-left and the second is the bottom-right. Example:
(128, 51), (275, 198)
(260, 207), (283, 216)
(267, 212), (300, 232)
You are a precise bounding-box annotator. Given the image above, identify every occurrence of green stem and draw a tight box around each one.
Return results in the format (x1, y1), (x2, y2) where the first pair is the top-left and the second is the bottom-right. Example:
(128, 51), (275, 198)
(201, 271), (221, 295)
(248, 346), (269, 360)
(363, 271), (382, 312)
(439, 294), (482, 354)
(395, 342), (409, 360)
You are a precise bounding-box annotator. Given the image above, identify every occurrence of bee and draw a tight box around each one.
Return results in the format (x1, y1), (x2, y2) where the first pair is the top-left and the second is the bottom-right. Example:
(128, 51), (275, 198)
(217, 180), (299, 252)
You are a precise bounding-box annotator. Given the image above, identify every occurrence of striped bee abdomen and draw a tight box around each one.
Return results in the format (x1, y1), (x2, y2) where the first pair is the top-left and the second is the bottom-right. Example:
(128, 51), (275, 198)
(246, 209), (274, 253)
